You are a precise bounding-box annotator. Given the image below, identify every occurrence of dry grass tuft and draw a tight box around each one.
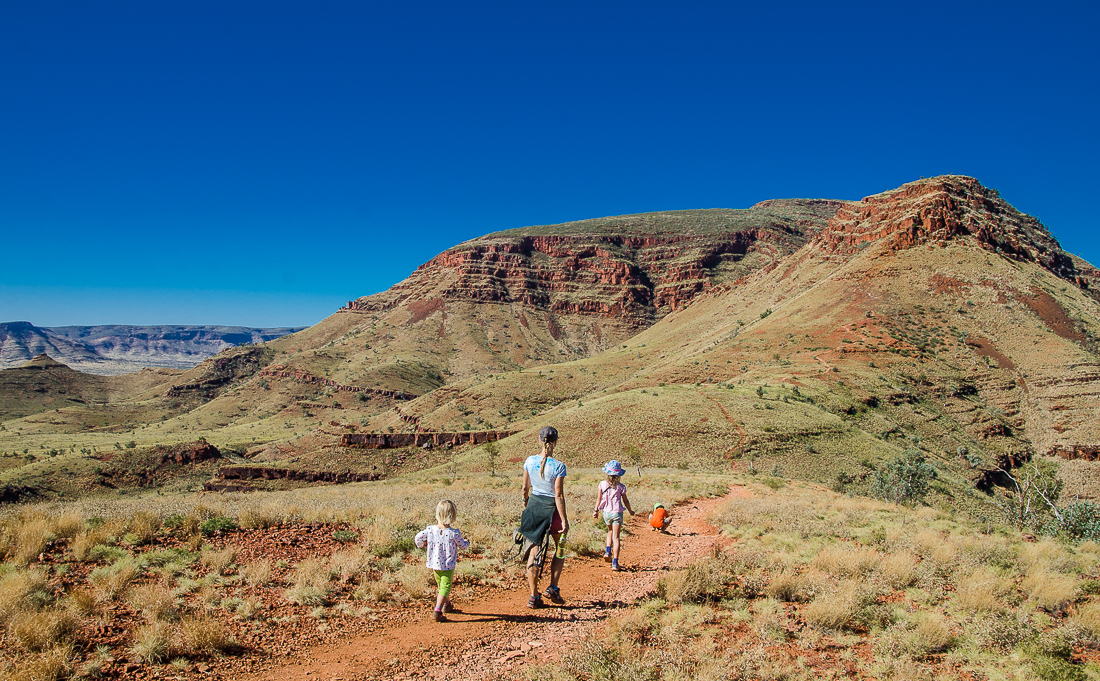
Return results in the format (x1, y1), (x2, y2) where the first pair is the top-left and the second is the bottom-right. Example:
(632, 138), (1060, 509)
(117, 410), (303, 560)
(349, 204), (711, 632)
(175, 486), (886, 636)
(126, 512), (162, 546)
(130, 621), (170, 664)
(353, 580), (391, 603)
(912, 530), (958, 567)
(803, 580), (863, 632)
(51, 514), (84, 541)
(237, 507), (282, 530)
(1019, 540), (1083, 575)
(1022, 569), (1079, 612)
(877, 552), (918, 589)
(233, 598), (265, 620)
(0, 569), (51, 625)
(175, 616), (237, 657)
(64, 587), (97, 617)
(127, 582), (179, 622)
(2, 643), (73, 681)
(764, 570), (812, 602)
(752, 598), (787, 639)
(908, 614), (954, 657)
(329, 547), (371, 585)
(69, 527), (109, 562)
(89, 558), (139, 601)
(394, 563), (434, 598)
(11, 516), (53, 567)
(240, 559), (272, 587)
(953, 567), (1011, 612)
(876, 613), (955, 661)
(7, 610), (78, 652)
(1069, 601), (1100, 642)
(284, 557), (333, 606)
(811, 543), (880, 578)
(199, 546), (238, 576)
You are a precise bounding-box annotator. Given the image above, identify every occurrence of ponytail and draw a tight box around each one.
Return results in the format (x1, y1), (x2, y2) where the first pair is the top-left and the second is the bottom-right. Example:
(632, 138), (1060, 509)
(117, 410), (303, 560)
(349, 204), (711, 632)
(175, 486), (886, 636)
(539, 441), (554, 479)
(536, 426), (558, 479)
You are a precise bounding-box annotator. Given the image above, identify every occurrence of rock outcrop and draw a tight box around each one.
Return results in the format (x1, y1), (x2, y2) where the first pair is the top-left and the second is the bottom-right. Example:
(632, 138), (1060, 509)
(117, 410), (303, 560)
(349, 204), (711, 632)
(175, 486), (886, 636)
(258, 366), (416, 400)
(166, 346), (272, 398)
(818, 176), (1095, 293)
(156, 441), (221, 465)
(206, 466), (384, 490)
(340, 430), (514, 449)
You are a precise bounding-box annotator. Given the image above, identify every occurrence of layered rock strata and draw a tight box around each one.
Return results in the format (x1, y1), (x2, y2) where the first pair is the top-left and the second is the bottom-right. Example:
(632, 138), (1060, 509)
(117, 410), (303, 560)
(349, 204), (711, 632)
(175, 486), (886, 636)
(340, 430), (514, 449)
(819, 176), (1095, 294)
(342, 202), (846, 325)
(259, 367), (417, 400)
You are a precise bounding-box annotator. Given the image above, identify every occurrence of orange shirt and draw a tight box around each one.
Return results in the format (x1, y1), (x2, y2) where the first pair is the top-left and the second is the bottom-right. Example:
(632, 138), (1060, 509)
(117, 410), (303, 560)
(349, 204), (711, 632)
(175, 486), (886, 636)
(650, 507), (670, 528)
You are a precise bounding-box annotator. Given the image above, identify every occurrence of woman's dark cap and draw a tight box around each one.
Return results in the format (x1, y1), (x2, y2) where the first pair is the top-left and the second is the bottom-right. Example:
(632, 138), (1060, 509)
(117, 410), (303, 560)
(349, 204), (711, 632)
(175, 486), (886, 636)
(538, 426), (558, 443)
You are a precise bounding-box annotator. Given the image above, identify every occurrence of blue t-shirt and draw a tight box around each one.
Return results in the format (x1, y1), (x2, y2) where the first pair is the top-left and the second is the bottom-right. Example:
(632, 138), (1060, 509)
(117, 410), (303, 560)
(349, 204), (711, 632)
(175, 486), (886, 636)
(524, 454), (567, 497)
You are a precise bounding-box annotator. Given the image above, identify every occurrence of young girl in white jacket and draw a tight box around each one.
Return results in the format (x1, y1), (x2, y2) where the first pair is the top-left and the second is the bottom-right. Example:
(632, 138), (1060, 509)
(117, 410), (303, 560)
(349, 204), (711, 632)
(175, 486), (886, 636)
(414, 499), (470, 622)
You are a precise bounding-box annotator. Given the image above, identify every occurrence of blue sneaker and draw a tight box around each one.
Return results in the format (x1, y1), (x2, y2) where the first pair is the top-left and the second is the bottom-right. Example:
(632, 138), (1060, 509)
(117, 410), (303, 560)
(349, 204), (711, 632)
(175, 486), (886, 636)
(611, 559), (621, 571)
(604, 546), (612, 562)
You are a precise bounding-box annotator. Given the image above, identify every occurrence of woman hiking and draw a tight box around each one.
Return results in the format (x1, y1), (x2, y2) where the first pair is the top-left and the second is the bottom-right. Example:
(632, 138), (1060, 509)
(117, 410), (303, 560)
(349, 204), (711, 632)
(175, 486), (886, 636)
(518, 426), (570, 608)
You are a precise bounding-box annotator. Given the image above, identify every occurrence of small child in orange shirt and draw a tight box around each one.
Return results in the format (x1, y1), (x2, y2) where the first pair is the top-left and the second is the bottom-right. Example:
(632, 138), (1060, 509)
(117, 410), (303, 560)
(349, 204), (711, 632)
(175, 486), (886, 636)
(648, 503), (671, 532)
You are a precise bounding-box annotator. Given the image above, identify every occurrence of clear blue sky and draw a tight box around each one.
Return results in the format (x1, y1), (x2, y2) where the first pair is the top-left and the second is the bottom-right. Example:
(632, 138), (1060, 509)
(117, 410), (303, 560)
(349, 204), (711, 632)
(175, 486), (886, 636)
(1, 2), (1097, 327)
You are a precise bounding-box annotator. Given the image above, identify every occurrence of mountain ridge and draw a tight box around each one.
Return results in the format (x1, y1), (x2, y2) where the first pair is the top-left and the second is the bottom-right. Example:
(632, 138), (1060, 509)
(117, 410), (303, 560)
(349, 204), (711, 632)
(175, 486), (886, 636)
(0, 322), (306, 375)
(3, 174), (1100, 515)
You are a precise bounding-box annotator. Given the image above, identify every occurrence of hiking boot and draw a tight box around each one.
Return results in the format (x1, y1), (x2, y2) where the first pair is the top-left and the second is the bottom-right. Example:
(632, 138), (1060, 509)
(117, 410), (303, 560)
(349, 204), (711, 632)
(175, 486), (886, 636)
(432, 609), (447, 622)
(611, 560), (621, 571)
(528, 595), (544, 609)
(544, 585), (564, 604)
(442, 600), (454, 613)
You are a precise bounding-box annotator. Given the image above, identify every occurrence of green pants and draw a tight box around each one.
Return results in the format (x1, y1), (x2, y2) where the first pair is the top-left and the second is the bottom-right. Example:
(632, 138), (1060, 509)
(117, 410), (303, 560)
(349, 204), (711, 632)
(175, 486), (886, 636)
(434, 568), (454, 598)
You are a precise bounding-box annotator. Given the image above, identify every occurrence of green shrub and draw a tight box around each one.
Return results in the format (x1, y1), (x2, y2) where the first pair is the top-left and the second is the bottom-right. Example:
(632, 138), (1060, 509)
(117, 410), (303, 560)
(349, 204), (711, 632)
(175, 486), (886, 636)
(199, 516), (238, 536)
(870, 450), (936, 504)
(1054, 501), (1100, 541)
(332, 529), (358, 543)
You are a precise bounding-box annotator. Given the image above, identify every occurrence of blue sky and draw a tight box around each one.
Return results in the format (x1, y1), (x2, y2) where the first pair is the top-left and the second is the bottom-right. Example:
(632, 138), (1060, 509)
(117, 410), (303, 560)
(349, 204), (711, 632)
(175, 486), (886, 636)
(1, 2), (1097, 327)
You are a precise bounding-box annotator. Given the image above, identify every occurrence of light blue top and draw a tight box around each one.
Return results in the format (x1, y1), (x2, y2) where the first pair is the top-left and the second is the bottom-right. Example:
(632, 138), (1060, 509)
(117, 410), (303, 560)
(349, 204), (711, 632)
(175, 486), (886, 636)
(524, 454), (567, 497)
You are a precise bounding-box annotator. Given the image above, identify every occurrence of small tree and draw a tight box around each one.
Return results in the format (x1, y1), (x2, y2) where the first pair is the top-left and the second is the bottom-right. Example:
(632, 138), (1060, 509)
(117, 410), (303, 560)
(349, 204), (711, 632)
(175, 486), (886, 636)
(996, 459), (1063, 531)
(624, 445), (643, 477)
(484, 441), (501, 478)
(870, 449), (937, 505)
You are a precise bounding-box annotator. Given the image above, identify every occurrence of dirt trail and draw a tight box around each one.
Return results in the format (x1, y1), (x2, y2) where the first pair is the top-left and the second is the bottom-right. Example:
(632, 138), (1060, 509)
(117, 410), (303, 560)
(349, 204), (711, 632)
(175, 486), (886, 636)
(243, 487), (749, 681)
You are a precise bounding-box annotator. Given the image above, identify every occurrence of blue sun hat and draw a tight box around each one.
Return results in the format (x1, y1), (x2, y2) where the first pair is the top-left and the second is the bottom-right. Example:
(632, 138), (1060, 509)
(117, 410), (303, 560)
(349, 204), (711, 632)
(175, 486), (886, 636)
(603, 460), (626, 476)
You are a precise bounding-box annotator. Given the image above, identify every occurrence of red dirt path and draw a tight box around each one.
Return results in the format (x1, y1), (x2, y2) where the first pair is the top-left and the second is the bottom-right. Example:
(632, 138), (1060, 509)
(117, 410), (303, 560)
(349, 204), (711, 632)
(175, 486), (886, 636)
(243, 487), (749, 680)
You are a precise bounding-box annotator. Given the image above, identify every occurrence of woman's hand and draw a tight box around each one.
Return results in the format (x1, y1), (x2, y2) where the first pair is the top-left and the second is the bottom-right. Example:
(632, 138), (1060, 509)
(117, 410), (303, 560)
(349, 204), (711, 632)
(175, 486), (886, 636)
(592, 510), (598, 518)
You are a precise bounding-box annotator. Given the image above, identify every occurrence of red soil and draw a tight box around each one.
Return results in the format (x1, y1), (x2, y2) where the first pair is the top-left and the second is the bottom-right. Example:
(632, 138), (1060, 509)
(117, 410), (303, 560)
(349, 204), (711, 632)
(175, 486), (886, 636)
(239, 488), (748, 681)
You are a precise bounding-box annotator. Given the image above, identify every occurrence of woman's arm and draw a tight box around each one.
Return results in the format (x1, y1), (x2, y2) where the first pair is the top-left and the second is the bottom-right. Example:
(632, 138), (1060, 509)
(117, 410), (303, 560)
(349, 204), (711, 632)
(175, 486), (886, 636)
(554, 475), (569, 536)
(522, 470), (532, 505)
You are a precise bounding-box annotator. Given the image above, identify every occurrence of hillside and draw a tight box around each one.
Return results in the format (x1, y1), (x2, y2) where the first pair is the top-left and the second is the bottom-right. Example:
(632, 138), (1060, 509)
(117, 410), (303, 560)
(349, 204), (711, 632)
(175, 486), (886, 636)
(1, 176), (1099, 517)
(0, 322), (306, 375)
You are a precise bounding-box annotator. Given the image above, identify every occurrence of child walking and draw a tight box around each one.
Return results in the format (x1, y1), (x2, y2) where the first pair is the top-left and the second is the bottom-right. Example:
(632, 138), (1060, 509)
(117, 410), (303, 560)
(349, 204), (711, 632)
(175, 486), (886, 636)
(592, 460), (634, 571)
(414, 499), (470, 622)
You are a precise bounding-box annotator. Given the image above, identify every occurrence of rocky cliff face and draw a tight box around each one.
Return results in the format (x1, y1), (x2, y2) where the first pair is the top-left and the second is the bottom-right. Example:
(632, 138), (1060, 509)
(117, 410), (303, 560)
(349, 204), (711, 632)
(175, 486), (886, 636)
(818, 176), (1096, 294)
(345, 202), (846, 326)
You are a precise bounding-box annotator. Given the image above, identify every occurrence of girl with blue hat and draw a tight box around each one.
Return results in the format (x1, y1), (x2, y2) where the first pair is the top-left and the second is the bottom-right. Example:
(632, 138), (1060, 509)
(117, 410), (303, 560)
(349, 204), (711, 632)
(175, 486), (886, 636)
(592, 459), (635, 571)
